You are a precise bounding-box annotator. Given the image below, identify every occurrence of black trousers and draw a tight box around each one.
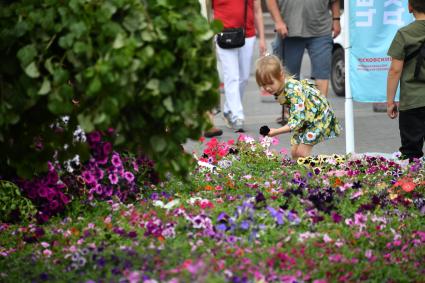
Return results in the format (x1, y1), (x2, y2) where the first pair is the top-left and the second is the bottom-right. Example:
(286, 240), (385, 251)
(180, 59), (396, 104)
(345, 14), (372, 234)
(399, 106), (425, 160)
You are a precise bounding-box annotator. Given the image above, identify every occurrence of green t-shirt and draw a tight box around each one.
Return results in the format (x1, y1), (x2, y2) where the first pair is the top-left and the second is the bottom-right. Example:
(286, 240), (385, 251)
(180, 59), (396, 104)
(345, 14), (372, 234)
(387, 20), (425, 111)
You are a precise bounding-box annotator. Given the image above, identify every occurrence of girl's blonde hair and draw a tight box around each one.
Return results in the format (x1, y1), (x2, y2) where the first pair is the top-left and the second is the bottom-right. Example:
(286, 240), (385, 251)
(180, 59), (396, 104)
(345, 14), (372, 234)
(255, 54), (283, 87)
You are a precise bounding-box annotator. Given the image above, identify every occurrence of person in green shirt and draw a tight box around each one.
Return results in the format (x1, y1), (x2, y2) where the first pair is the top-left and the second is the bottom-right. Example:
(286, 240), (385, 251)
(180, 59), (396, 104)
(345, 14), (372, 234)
(387, 0), (425, 161)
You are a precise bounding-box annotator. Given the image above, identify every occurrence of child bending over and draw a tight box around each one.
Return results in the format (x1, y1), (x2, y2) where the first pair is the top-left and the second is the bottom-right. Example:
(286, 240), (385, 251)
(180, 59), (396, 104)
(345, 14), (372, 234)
(255, 54), (341, 159)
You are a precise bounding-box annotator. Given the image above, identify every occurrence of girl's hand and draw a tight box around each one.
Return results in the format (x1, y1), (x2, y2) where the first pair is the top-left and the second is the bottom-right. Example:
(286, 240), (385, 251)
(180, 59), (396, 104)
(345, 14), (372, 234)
(268, 125), (291, 136)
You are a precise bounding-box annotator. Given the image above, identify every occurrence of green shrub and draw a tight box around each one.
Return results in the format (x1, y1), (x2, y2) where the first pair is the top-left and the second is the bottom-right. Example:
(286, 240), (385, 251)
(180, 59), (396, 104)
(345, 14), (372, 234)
(0, 0), (219, 178)
(0, 180), (36, 222)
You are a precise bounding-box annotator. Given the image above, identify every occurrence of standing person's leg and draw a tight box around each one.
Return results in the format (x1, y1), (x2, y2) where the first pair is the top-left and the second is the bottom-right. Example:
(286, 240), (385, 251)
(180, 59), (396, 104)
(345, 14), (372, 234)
(272, 34), (284, 62)
(307, 35), (333, 97)
(237, 37), (256, 119)
(399, 106), (425, 161)
(279, 37), (306, 125)
(282, 37), (306, 79)
(216, 45), (240, 127)
(273, 36), (288, 125)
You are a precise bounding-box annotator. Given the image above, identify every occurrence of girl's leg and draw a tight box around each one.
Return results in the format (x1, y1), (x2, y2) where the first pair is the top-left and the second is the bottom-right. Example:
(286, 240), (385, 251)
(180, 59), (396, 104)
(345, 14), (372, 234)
(291, 144), (313, 159)
(291, 145), (299, 160)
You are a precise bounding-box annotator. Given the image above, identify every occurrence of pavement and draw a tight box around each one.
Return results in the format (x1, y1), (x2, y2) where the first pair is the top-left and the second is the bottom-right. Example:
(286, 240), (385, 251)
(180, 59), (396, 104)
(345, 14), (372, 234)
(184, 26), (401, 157)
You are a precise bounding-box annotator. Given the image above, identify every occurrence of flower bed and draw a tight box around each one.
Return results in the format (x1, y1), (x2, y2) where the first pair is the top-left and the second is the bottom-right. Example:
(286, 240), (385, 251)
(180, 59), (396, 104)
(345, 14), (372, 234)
(1, 136), (424, 282)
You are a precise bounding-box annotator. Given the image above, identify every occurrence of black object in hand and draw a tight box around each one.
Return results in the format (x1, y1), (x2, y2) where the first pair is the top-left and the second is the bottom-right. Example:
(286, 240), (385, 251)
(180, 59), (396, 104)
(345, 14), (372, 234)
(259, 125), (270, 136)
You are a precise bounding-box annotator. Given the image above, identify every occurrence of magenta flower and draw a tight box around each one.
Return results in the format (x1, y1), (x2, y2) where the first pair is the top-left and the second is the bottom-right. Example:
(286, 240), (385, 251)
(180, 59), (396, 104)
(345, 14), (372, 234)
(105, 186), (113, 197)
(95, 184), (103, 195)
(38, 186), (48, 198)
(59, 192), (70, 204)
(50, 200), (59, 211)
(123, 171), (135, 183)
(102, 142), (112, 155)
(46, 189), (57, 201)
(95, 168), (104, 180)
(108, 173), (118, 185)
(87, 131), (102, 144)
(82, 171), (96, 184)
(111, 154), (122, 167)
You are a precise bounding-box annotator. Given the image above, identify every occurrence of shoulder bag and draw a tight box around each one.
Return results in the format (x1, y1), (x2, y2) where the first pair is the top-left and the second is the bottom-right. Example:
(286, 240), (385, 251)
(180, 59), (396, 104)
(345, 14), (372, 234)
(216, 0), (248, 49)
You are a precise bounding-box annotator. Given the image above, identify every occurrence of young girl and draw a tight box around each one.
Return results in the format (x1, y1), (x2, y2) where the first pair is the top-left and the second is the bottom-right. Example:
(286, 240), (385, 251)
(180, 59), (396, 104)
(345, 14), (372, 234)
(255, 55), (341, 159)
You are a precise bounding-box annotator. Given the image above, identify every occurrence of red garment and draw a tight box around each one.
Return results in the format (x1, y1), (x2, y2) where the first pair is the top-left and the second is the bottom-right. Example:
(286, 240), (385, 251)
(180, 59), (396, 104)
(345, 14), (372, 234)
(213, 0), (256, 38)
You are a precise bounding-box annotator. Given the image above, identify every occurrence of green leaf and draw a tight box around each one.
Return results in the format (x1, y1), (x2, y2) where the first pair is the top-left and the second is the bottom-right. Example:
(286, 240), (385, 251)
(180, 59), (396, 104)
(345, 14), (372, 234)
(157, 0), (168, 6)
(123, 13), (143, 32)
(159, 77), (175, 94)
(73, 41), (87, 54)
(53, 68), (69, 84)
(150, 136), (166, 152)
(199, 30), (214, 41)
(146, 79), (160, 93)
(93, 112), (107, 125)
(24, 62), (40, 78)
(17, 44), (37, 67)
(141, 30), (154, 42)
(44, 57), (55, 74)
(211, 19), (224, 32)
(77, 114), (94, 132)
(58, 34), (74, 49)
(38, 79), (51, 95)
(70, 22), (87, 37)
(87, 77), (101, 95)
(163, 97), (174, 112)
(112, 33), (125, 49)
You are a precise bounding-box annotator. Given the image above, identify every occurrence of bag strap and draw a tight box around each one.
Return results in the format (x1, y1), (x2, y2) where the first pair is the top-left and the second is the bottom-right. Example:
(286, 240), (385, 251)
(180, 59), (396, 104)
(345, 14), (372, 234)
(414, 42), (425, 79)
(405, 40), (425, 62)
(404, 40), (425, 80)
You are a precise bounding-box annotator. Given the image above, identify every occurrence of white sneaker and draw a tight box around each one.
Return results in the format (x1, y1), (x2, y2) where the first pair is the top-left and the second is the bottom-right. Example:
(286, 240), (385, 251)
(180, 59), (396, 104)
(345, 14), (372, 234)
(232, 119), (244, 133)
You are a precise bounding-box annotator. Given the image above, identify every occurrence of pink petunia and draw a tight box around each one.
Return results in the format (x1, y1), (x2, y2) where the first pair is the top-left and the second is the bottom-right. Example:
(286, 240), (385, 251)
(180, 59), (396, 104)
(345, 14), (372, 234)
(108, 173), (119, 185)
(123, 171), (135, 183)
(43, 249), (52, 257)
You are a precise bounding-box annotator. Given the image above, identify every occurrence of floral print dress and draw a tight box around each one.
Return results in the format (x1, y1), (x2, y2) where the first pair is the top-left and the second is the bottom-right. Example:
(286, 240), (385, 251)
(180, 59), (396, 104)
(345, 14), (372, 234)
(276, 78), (341, 145)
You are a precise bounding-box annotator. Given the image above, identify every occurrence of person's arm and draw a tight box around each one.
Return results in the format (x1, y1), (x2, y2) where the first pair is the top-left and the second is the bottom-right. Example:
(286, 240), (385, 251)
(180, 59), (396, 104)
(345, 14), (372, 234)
(386, 58), (403, 119)
(266, 0), (288, 37)
(254, 0), (266, 55)
(268, 124), (291, 137)
(331, 0), (341, 38)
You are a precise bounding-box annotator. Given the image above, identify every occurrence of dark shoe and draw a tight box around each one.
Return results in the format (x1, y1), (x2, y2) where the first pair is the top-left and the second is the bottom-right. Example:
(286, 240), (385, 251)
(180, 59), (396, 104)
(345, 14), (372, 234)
(204, 128), (223, 138)
(275, 116), (288, 125)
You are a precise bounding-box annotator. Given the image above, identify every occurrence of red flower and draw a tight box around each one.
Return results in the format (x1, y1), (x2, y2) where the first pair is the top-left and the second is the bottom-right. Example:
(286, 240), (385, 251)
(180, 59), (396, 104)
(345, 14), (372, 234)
(401, 181), (415, 192)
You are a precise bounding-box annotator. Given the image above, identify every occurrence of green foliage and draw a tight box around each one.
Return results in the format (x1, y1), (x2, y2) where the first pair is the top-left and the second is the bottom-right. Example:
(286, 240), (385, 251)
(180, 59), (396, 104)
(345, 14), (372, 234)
(0, 180), (36, 222)
(0, 0), (220, 178)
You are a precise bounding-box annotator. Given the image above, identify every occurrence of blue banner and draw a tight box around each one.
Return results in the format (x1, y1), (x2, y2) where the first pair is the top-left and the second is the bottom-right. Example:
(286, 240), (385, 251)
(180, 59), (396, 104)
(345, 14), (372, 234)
(349, 0), (413, 102)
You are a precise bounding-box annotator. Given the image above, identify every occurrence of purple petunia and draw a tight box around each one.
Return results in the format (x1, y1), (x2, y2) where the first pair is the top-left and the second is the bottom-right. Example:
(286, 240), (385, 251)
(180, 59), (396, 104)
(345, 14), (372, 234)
(108, 173), (118, 185)
(111, 154), (122, 168)
(123, 171), (135, 183)
(102, 142), (112, 155)
(82, 171), (96, 184)
(87, 131), (102, 144)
